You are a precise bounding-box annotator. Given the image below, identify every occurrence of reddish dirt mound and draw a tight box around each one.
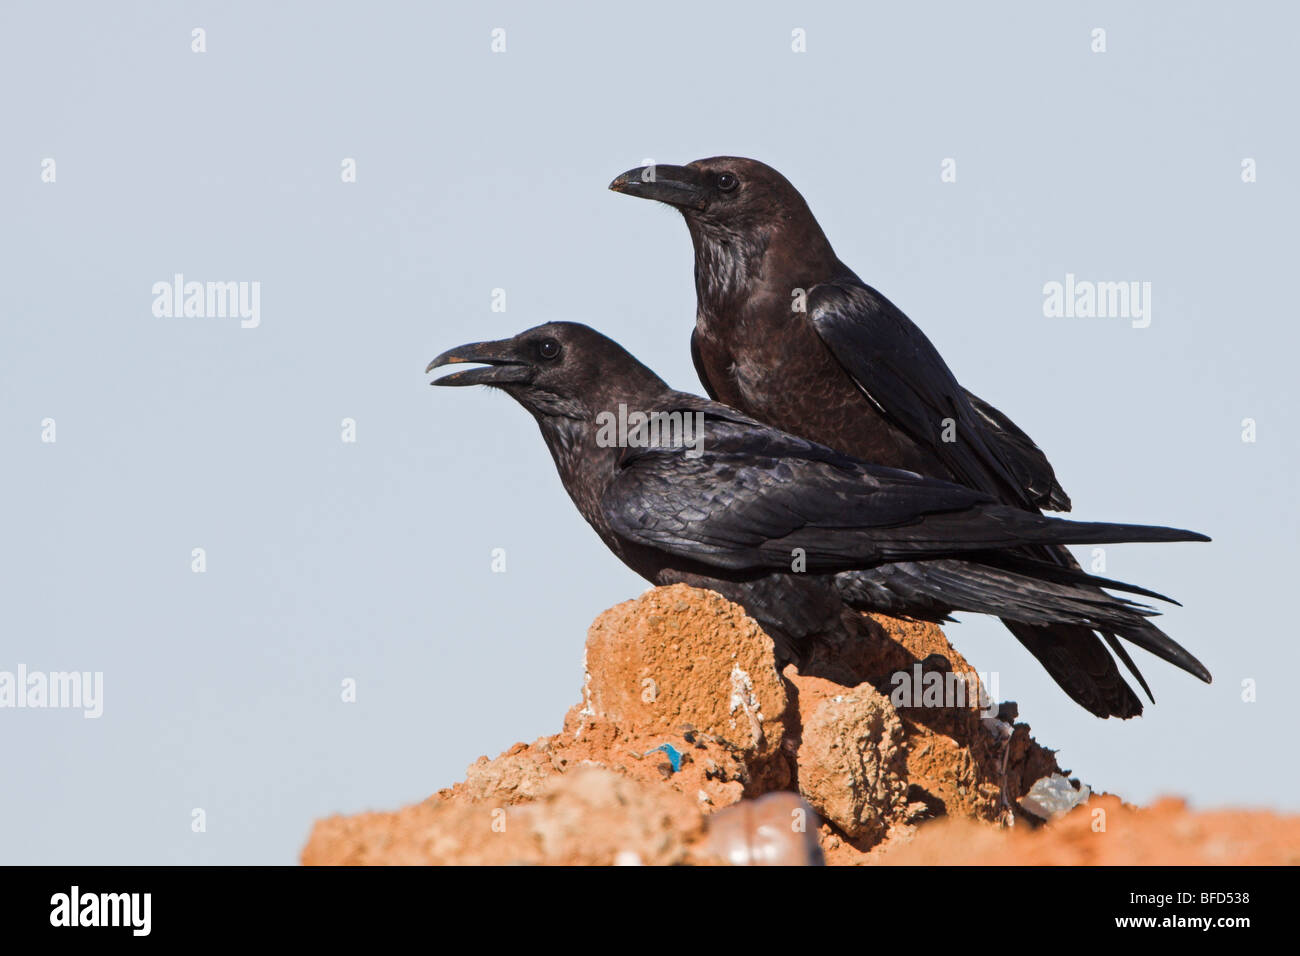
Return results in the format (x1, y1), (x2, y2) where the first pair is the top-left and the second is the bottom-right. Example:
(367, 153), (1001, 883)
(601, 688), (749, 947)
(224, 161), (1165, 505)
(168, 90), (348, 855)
(302, 585), (1299, 865)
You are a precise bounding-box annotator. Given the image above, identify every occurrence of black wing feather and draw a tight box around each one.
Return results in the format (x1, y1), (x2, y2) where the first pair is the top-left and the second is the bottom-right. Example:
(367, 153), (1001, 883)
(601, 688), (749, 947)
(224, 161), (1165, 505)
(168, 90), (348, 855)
(602, 412), (1204, 574)
(809, 279), (1051, 511)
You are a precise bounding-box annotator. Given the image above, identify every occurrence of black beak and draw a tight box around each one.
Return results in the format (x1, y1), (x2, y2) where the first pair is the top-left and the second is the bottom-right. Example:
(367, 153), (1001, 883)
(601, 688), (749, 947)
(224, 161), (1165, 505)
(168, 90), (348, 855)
(426, 338), (534, 387)
(608, 164), (708, 211)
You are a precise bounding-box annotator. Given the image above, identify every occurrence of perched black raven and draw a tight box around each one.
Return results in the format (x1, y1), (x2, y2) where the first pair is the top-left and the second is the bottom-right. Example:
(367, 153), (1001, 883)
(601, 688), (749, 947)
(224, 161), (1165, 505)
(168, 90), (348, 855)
(427, 322), (1210, 698)
(609, 157), (1201, 717)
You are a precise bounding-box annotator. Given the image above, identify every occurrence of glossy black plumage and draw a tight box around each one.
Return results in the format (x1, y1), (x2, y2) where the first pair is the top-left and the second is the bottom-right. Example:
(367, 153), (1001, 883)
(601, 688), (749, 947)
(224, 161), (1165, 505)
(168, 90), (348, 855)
(427, 323), (1210, 689)
(610, 156), (1211, 717)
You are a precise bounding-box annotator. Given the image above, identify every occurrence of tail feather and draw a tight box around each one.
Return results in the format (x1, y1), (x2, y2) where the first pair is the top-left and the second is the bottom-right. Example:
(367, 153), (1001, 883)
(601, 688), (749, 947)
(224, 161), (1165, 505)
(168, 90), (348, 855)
(833, 560), (1161, 633)
(975, 551), (1182, 606)
(1102, 632), (1156, 703)
(994, 542), (1209, 717)
(1115, 620), (1213, 684)
(837, 535), (1210, 718)
(1002, 621), (1144, 719)
(1023, 515), (1210, 547)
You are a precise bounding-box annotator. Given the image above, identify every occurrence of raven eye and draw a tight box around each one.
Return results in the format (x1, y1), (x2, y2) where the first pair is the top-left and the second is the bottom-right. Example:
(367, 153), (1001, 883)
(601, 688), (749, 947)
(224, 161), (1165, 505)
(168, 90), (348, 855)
(716, 173), (739, 192)
(537, 338), (561, 360)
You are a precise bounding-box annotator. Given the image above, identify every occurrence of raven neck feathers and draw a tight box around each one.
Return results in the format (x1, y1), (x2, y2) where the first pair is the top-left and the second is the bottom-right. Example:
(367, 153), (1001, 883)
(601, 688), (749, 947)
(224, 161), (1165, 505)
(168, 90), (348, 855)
(688, 223), (771, 314)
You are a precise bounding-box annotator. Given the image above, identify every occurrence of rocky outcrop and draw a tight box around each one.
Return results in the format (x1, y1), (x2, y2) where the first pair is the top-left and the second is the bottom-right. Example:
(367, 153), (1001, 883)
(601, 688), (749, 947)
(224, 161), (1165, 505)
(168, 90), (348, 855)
(302, 584), (1299, 865)
(305, 585), (1067, 864)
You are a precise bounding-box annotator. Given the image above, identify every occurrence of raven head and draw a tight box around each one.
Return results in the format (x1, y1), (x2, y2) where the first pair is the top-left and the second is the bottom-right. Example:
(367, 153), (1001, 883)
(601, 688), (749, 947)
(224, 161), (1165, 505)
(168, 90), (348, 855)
(427, 322), (666, 421)
(609, 157), (812, 234)
(609, 157), (840, 292)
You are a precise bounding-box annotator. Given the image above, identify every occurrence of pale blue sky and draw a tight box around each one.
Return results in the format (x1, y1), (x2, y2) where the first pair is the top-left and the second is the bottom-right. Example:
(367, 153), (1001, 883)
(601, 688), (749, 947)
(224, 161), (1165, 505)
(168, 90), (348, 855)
(2, 1), (1296, 863)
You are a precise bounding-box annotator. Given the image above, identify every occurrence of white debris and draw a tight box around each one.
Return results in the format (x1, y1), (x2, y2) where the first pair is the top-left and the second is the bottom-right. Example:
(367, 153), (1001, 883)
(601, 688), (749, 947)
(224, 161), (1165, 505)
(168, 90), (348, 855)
(728, 665), (764, 745)
(1018, 773), (1092, 822)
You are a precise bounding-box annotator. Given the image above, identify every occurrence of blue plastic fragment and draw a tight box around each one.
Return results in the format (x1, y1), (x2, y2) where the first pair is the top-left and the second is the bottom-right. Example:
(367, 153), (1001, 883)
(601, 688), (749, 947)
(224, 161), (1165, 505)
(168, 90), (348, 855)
(645, 743), (682, 772)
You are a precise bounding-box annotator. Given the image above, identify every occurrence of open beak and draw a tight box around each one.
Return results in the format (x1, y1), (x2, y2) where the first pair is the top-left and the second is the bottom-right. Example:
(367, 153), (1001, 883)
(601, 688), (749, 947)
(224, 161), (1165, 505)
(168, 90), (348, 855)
(426, 338), (534, 387)
(608, 164), (708, 211)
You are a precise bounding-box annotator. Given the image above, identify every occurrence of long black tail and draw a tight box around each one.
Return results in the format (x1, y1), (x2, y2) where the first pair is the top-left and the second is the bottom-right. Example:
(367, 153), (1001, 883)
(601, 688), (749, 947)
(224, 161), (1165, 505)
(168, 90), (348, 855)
(868, 506), (1210, 566)
(834, 553), (1212, 719)
(1002, 621), (1146, 718)
(997, 546), (1211, 719)
(833, 560), (1158, 631)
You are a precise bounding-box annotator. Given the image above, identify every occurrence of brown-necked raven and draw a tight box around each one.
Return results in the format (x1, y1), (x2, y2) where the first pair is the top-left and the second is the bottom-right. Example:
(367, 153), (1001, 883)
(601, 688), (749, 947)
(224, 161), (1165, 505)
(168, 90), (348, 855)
(427, 322), (1210, 696)
(609, 157), (1205, 717)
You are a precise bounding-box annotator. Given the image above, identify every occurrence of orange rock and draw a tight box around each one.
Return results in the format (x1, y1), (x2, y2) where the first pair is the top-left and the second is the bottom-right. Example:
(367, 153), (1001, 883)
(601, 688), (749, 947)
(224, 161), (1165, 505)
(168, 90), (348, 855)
(791, 676), (907, 843)
(300, 585), (1296, 866)
(305, 767), (703, 866)
(878, 794), (1300, 866)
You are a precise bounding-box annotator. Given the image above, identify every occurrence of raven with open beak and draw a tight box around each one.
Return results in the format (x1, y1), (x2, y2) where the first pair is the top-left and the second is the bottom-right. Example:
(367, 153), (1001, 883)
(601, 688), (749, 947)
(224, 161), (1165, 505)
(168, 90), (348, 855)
(426, 321), (1211, 699)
